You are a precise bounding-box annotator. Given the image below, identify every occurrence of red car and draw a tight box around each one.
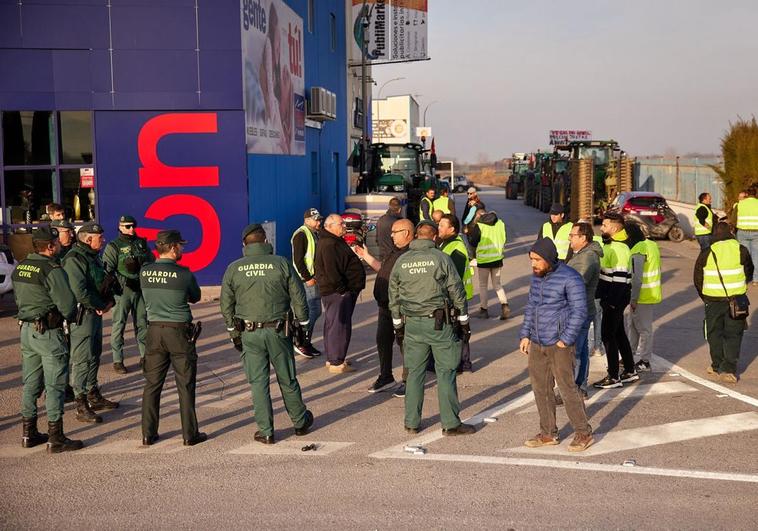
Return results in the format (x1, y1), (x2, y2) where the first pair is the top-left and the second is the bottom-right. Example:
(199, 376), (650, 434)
(606, 191), (685, 241)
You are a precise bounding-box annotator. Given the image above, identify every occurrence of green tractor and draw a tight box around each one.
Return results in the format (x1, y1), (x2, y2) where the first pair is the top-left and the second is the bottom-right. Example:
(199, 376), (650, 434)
(506, 153), (529, 200)
(550, 140), (632, 221)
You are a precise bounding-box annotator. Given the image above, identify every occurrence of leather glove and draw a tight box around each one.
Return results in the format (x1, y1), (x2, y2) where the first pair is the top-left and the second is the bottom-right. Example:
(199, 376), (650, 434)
(394, 326), (405, 347)
(458, 322), (471, 342)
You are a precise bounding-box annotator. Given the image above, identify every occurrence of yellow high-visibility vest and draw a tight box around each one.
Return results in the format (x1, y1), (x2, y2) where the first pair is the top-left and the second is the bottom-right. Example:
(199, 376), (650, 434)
(433, 196), (451, 214)
(441, 235), (474, 300)
(693, 203), (713, 236)
(419, 197), (434, 221)
(476, 219), (506, 264)
(702, 240), (747, 297)
(736, 197), (758, 230)
(290, 225), (316, 279)
(542, 221), (573, 260)
(630, 239), (661, 304)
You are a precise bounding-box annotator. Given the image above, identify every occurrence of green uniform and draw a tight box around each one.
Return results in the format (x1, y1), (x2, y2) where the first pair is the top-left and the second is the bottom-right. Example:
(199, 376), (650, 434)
(220, 242), (310, 437)
(12, 254), (77, 423)
(389, 239), (468, 430)
(140, 258), (202, 441)
(62, 242), (110, 396)
(103, 234), (153, 362)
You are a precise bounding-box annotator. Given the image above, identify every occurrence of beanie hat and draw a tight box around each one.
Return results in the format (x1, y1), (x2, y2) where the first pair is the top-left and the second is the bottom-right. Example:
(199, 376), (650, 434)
(530, 238), (559, 269)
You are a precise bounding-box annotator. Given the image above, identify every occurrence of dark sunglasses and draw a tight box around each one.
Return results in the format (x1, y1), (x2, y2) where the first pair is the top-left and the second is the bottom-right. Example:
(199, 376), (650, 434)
(122, 224), (135, 229)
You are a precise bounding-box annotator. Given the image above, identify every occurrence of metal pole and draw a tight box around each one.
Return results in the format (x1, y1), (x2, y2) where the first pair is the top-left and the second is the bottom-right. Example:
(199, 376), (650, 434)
(360, 0), (369, 180)
(423, 100), (438, 127)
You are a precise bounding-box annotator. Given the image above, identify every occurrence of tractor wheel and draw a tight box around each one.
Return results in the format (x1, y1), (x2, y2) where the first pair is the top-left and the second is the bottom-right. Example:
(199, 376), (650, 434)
(668, 225), (685, 242)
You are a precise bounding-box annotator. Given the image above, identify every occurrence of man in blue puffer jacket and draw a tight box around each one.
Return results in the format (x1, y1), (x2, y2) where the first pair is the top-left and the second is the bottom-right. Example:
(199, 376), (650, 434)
(519, 238), (594, 452)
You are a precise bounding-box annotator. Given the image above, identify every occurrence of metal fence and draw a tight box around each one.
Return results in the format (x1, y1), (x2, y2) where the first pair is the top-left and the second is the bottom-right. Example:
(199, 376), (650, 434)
(633, 158), (724, 209)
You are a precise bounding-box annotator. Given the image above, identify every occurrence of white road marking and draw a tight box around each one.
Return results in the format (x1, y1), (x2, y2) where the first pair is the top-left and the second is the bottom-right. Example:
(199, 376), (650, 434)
(505, 412), (758, 456)
(78, 439), (188, 454)
(517, 381), (698, 415)
(229, 440), (353, 456)
(651, 353), (758, 408)
(378, 451), (758, 484)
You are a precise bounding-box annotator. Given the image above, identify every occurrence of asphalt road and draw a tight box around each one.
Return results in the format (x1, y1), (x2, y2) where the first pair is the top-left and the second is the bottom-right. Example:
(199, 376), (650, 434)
(1, 186), (757, 530)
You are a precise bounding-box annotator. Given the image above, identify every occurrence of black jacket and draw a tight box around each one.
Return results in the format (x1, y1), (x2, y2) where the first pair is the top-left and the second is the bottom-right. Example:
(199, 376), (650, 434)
(376, 209), (402, 261)
(693, 230), (754, 301)
(314, 229), (366, 296)
(373, 244), (409, 309)
(292, 228), (317, 281)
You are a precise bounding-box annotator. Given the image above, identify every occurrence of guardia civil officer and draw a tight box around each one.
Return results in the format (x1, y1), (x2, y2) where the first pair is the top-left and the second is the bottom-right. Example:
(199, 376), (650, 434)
(62, 221), (119, 423)
(12, 226), (83, 453)
(389, 221), (476, 435)
(220, 224), (313, 444)
(140, 230), (206, 446)
(103, 214), (153, 374)
(50, 219), (75, 259)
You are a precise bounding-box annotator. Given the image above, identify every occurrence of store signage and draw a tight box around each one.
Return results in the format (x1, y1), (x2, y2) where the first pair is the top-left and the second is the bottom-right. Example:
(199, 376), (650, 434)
(79, 168), (95, 188)
(351, 0), (428, 64)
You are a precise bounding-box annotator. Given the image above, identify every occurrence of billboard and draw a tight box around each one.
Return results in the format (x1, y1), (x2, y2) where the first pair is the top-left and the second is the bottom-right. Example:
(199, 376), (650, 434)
(95, 111), (248, 285)
(373, 118), (410, 142)
(241, 0), (305, 155)
(549, 130), (592, 145)
(351, 0), (428, 64)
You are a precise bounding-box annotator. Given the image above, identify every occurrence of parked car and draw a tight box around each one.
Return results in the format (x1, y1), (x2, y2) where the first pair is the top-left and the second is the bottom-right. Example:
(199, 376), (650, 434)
(0, 244), (18, 296)
(453, 175), (471, 193)
(606, 191), (685, 242)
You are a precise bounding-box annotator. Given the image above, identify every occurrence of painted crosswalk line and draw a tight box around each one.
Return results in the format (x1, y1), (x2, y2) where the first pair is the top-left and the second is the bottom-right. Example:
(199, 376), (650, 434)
(79, 438), (189, 454)
(504, 411), (758, 456)
(228, 440), (353, 456)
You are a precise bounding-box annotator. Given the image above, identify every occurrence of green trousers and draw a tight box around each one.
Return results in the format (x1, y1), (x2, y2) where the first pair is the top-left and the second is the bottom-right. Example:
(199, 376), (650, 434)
(69, 312), (103, 396)
(20, 323), (69, 422)
(403, 316), (463, 430)
(241, 328), (308, 437)
(142, 324), (199, 440)
(111, 287), (147, 362)
(704, 300), (746, 375)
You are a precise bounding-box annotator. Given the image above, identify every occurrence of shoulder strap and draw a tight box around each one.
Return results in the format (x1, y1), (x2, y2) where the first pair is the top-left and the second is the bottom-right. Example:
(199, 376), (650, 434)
(709, 249), (729, 297)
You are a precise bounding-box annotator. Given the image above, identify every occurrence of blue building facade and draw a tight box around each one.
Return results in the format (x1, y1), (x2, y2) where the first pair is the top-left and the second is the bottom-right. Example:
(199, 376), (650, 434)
(0, 0), (348, 284)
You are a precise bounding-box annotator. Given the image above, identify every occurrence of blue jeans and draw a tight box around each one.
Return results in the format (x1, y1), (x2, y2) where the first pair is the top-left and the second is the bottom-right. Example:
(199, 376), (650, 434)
(574, 316), (592, 391)
(304, 283), (322, 335)
(737, 230), (758, 282)
(696, 234), (711, 250)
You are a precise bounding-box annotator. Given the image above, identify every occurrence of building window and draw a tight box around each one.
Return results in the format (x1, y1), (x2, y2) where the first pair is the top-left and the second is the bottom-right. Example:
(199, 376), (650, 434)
(1, 110), (95, 235)
(307, 0), (315, 33)
(310, 151), (319, 195)
(330, 13), (337, 51)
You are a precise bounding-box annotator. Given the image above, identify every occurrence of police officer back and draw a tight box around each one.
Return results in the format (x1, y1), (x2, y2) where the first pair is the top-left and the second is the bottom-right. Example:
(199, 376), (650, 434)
(389, 221), (476, 435)
(103, 214), (153, 374)
(12, 226), (83, 453)
(62, 221), (119, 423)
(140, 230), (206, 446)
(220, 224), (313, 444)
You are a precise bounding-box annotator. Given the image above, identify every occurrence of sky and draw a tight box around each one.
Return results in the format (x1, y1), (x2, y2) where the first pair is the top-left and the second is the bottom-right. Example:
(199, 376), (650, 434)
(371, 0), (758, 162)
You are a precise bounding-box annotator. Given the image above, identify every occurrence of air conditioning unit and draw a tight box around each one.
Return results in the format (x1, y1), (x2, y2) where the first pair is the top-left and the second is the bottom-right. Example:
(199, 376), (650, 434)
(308, 86), (337, 122)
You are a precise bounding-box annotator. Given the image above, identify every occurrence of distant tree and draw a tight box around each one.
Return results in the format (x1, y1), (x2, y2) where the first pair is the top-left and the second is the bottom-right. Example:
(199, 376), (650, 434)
(710, 117), (758, 208)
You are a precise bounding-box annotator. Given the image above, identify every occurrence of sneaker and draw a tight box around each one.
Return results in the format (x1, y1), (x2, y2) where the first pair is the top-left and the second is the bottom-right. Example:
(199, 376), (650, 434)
(619, 371), (640, 383)
(591, 348), (605, 357)
(392, 383), (406, 398)
(634, 360), (651, 372)
(593, 376), (622, 389)
(476, 307), (489, 319)
(328, 362), (355, 374)
(719, 372), (738, 384)
(113, 362), (127, 375)
(294, 344), (315, 359)
(367, 377), (396, 393)
(499, 303), (511, 320)
(524, 433), (559, 448)
(568, 433), (594, 452)
(309, 345), (322, 356)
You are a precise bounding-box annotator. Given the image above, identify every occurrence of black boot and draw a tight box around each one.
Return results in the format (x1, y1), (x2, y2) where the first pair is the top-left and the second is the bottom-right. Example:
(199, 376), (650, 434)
(87, 386), (119, 411)
(75, 394), (102, 423)
(22, 416), (48, 448)
(47, 420), (83, 453)
(500, 303), (511, 320)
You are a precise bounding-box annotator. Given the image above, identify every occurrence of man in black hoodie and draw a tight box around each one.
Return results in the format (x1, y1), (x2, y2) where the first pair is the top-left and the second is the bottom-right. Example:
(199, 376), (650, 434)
(314, 214), (366, 373)
(375, 197), (403, 261)
(694, 222), (753, 383)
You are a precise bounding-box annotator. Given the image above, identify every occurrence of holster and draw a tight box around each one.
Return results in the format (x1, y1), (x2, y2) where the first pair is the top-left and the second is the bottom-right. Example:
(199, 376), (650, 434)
(187, 321), (203, 344)
(432, 309), (445, 331)
(44, 308), (64, 330)
(233, 318), (246, 333)
(75, 304), (86, 326)
(125, 277), (141, 292)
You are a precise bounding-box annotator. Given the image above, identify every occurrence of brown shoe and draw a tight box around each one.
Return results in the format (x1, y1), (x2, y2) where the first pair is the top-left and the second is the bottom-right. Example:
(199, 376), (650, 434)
(524, 433), (559, 448)
(328, 363), (356, 374)
(568, 433), (594, 452)
(719, 372), (738, 384)
(706, 366), (716, 375)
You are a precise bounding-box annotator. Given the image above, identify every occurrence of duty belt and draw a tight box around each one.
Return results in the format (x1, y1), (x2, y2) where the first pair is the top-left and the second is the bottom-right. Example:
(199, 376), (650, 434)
(234, 317), (284, 332)
(148, 321), (190, 328)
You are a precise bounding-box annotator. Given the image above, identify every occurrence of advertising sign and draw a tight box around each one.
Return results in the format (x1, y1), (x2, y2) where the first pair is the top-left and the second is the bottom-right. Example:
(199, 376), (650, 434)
(351, 0), (428, 64)
(95, 111), (248, 285)
(241, 0), (305, 155)
(79, 168), (95, 188)
(373, 119), (409, 143)
(549, 130), (592, 145)
(415, 126), (431, 139)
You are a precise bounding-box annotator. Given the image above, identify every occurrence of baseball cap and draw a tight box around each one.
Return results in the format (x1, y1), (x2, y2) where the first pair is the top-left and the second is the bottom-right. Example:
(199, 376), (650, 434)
(241, 223), (265, 241)
(156, 230), (187, 245)
(549, 203), (565, 215)
(32, 226), (59, 242)
(79, 221), (104, 235)
(304, 208), (323, 220)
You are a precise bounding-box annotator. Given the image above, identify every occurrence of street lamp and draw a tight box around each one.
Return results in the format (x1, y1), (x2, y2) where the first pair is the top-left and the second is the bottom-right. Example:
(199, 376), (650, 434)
(377, 77), (405, 100)
(423, 100), (438, 127)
